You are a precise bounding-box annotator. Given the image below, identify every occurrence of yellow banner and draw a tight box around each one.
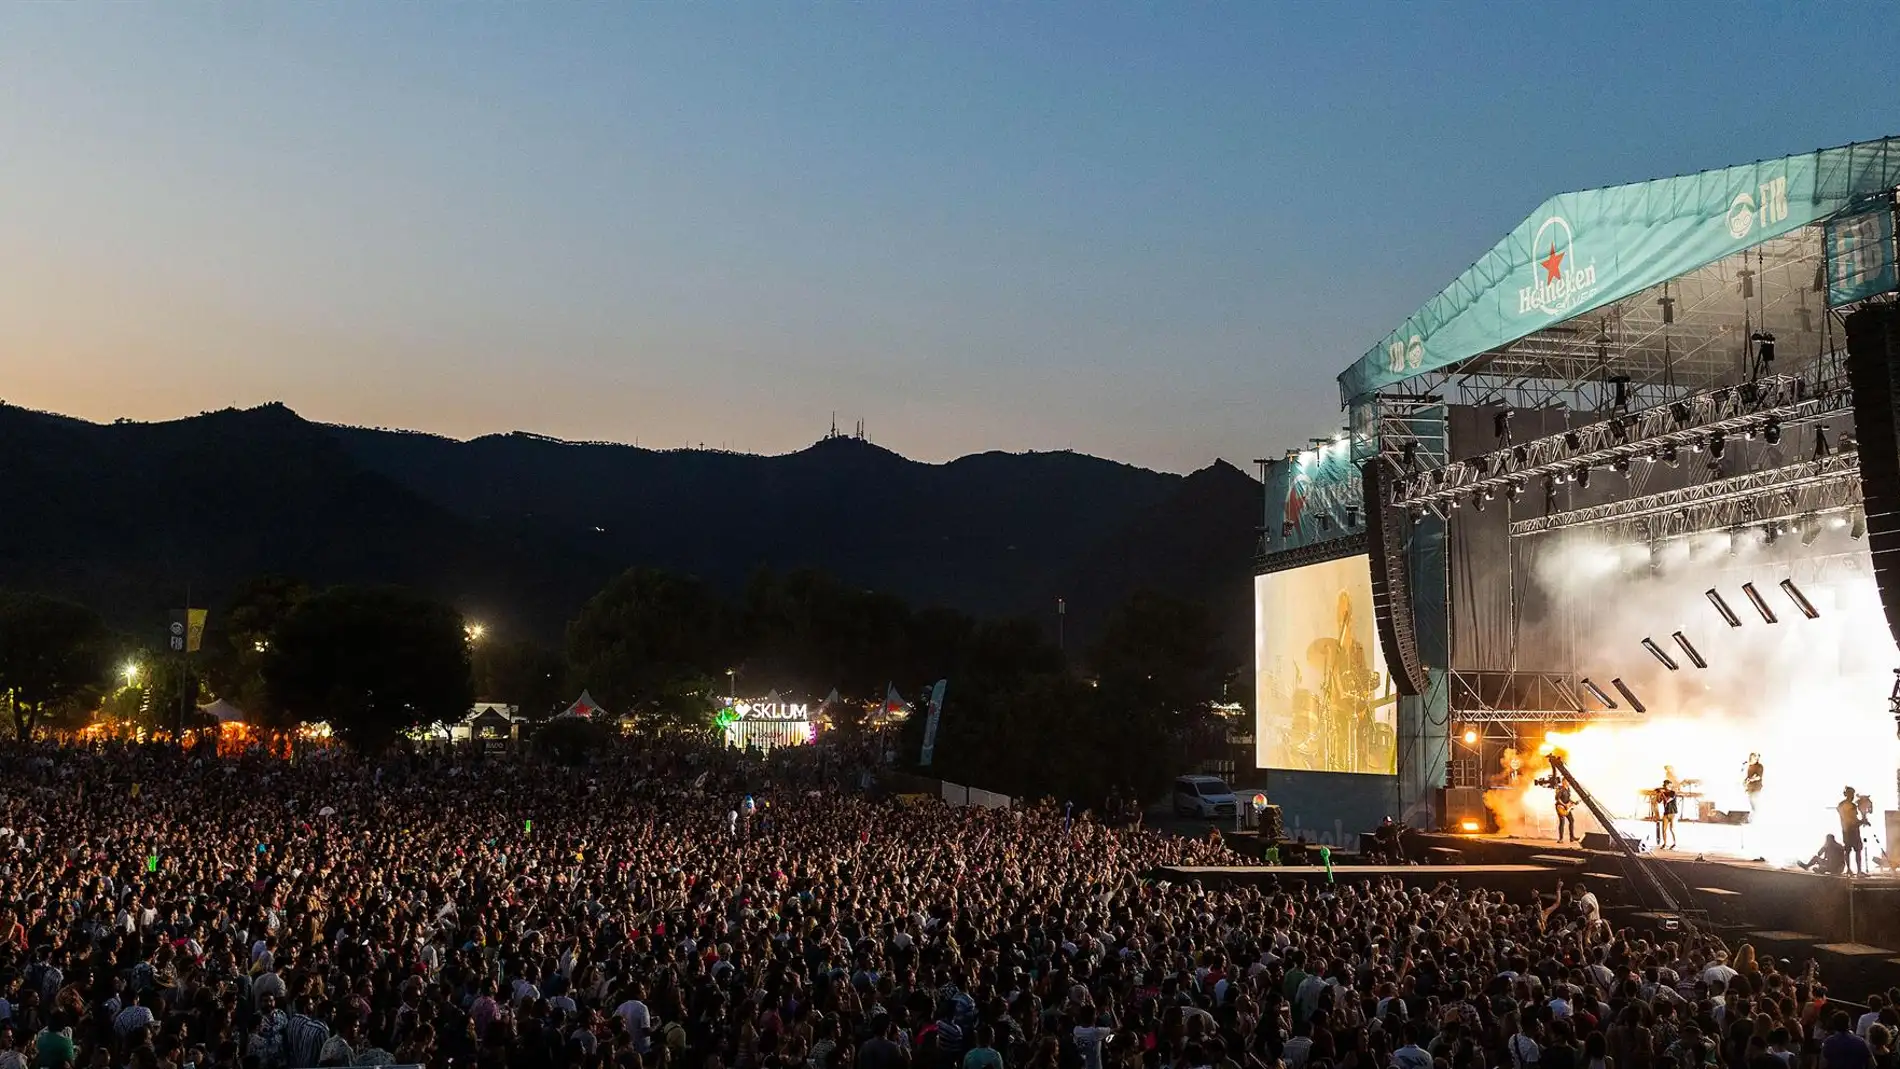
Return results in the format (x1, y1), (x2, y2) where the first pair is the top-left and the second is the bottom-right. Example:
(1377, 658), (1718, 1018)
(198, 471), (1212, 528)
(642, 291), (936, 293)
(186, 608), (208, 653)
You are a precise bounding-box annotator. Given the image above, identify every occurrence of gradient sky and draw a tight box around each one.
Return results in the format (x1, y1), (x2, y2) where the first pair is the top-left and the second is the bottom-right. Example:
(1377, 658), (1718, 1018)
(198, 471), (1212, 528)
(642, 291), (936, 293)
(3, 5), (1894, 473)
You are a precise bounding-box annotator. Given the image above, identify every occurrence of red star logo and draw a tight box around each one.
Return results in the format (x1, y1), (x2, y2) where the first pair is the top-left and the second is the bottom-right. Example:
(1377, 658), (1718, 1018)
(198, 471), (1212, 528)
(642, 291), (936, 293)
(1285, 483), (1306, 528)
(1540, 243), (1565, 284)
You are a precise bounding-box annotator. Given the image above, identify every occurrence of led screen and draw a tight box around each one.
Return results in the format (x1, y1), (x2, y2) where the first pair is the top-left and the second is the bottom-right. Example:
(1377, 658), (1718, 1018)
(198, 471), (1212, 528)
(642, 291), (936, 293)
(1255, 554), (1396, 774)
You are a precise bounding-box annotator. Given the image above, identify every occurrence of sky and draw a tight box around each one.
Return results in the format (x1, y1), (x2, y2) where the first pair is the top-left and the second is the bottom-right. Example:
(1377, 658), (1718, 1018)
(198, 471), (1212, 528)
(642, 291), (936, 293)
(2, 5), (1894, 474)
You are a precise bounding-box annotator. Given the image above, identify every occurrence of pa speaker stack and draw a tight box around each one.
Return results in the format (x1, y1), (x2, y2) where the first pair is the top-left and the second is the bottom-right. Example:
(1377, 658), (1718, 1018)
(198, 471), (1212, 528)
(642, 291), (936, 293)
(1846, 305), (1900, 647)
(1363, 462), (1427, 695)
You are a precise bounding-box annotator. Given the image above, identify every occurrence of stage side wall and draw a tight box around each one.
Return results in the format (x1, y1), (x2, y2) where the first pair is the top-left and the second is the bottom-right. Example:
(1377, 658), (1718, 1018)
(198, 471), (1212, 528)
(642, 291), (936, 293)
(1260, 769), (1397, 850)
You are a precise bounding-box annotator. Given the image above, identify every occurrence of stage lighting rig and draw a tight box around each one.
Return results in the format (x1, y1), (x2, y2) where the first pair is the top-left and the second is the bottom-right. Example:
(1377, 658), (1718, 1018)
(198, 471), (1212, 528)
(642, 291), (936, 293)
(1764, 417), (1781, 445)
(1581, 678), (1618, 709)
(1576, 467), (1591, 489)
(1709, 432), (1725, 460)
(1779, 579), (1819, 620)
(1611, 678), (1646, 714)
(1706, 589), (1743, 628)
(1642, 637), (1680, 671)
(1671, 631), (1707, 669)
(1742, 582), (1779, 624)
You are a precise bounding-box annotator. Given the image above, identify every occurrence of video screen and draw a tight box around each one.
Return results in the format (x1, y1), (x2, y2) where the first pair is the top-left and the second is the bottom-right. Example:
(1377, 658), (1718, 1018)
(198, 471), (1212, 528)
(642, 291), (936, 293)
(1255, 554), (1396, 774)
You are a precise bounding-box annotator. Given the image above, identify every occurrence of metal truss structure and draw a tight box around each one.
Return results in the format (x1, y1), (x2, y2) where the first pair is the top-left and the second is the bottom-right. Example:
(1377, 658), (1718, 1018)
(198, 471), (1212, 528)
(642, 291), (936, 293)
(1383, 373), (1854, 511)
(1510, 450), (1864, 538)
(1447, 670), (1649, 722)
(1253, 532), (1368, 575)
(1359, 228), (1839, 416)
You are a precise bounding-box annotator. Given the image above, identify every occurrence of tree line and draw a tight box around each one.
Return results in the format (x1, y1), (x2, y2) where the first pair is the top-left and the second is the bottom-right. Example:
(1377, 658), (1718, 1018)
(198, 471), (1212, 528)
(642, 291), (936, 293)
(0, 568), (1239, 801)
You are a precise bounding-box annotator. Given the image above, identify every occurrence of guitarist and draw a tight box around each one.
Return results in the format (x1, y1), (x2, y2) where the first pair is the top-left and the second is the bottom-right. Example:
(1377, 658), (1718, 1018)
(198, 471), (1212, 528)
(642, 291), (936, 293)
(1553, 774), (1578, 843)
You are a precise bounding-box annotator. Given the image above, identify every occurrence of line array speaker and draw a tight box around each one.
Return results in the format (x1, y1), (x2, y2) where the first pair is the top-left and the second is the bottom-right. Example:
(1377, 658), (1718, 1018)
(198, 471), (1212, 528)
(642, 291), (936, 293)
(1363, 462), (1427, 696)
(1846, 305), (1900, 647)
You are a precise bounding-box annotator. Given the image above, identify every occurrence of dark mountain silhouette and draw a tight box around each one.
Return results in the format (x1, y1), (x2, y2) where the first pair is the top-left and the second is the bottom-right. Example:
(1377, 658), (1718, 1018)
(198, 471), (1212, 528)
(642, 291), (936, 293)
(0, 402), (1260, 652)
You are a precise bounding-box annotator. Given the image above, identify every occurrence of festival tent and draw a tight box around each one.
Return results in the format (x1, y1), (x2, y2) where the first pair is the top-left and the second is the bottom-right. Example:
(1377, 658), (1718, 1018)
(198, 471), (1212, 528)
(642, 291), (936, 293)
(557, 691), (604, 719)
(198, 699), (246, 724)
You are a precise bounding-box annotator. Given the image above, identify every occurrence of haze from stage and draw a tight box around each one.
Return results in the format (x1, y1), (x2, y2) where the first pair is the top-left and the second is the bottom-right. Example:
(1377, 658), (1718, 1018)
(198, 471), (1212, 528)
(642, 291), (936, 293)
(1255, 555), (1396, 775)
(1488, 523), (1899, 865)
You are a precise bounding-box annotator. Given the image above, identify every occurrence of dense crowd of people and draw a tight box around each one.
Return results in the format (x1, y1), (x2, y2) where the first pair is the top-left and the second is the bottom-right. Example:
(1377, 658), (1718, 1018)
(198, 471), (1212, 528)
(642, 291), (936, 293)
(0, 738), (1892, 1069)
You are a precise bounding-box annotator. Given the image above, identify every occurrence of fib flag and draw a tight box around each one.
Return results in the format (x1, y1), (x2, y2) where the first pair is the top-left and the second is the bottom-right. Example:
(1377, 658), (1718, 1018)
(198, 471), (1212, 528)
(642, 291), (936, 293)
(168, 609), (209, 653)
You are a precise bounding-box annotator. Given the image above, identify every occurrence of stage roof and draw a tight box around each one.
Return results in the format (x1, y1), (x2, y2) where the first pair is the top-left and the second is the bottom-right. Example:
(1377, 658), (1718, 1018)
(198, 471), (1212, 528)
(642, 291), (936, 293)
(1339, 137), (1900, 406)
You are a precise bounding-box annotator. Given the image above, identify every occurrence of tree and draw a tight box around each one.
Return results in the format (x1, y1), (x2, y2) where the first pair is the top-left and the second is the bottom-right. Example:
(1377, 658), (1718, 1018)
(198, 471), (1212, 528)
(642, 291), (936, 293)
(472, 636), (566, 719)
(0, 592), (112, 738)
(263, 585), (473, 750)
(1087, 591), (1230, 800)
(201, 575), (310, 728)
(567, 569), (732, 724)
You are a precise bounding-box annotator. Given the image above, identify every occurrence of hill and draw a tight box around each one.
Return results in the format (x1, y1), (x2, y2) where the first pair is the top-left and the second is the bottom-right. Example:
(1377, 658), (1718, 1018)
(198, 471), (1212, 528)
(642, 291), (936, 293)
(0, 403), (1259, 654)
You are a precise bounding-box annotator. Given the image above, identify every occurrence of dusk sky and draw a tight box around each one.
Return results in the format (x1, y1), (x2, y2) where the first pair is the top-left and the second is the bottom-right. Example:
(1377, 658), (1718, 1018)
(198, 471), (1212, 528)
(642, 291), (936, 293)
(4, 5), (1894, 473)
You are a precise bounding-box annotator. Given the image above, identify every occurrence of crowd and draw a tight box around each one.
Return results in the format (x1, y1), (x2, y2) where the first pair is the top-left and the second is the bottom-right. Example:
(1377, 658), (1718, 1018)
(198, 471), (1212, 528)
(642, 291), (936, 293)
(0, 738), (1892, 1069)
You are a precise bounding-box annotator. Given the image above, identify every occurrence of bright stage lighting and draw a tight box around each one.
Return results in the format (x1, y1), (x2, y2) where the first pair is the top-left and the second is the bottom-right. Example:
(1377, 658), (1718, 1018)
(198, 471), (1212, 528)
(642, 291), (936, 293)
(1460, 819), (1482, 833)
(1853, 513), (1867, 540)
(1610, 678), (1646, 714)
(1462, 727), (1478, 746)
(1764, 417), (1781, 445)
(1706, 589), (1743, 628)
(1779, 579), (1820, 620)
(1742, 582), (1779, 624)
(1581, 677), (1618, 709)
(1642, 637), (1680, 671)
(1671, 631), (1708, 669)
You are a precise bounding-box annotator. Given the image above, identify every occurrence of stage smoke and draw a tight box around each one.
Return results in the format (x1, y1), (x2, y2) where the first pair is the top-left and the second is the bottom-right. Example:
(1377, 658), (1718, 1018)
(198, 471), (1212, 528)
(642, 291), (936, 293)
(1742, 582), (1779, 624)
(1641, 637), (1679, 670)
(1779, 579), (1820, 620)
(1581, 678), (1618, 709)
(1609, 678), (1646, 714)
(1671, 631), (1708, 669)
(1706, 589), (1743, 627)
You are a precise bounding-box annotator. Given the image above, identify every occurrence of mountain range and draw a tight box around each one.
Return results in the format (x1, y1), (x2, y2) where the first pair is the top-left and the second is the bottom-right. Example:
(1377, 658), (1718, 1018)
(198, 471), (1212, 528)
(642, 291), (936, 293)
(0, 402), (1260, 661)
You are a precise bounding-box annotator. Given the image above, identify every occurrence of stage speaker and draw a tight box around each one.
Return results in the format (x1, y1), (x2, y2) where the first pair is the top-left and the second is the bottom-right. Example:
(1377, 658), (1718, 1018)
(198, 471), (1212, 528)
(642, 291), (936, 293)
(1846, 305), (1900, 647)
(1582, 830), (1646, 853)
(1363, 462), (1427, 695)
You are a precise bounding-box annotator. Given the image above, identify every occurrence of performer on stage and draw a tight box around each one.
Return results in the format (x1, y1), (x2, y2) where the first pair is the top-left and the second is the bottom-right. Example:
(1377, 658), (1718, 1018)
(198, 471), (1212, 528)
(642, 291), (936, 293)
(1552, 775), (1577, 843)
(1744, 753), (1764, 817)
(1839, 785), (1870, 876)
(1655, 777), (1679, 850)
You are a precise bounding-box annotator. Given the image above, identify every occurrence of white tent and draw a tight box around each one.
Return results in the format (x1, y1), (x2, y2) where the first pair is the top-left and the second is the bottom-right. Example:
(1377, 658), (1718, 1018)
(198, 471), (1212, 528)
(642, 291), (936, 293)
(557, 691), (604, 719)
(198, 699), (246, 724)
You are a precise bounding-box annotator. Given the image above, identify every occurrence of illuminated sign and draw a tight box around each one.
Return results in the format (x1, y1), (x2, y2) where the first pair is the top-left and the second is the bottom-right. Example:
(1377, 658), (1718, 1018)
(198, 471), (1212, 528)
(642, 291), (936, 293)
(725, 699), (810, 721)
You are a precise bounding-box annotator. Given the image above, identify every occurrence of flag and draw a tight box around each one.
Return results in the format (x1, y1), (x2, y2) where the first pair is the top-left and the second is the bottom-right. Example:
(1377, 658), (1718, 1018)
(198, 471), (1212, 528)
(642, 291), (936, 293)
(884, 683), (906, 716)
(170, 609), (208, 652)
(919, 679), (947, 767)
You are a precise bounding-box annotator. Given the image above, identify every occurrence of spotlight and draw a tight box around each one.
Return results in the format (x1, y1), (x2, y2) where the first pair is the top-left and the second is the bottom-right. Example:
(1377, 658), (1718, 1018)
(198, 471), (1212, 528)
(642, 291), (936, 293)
(1671, 403), (1692, 425)
(1641, 637), (1680, 671)
(1705, 589), (1743, 628)
(1564, 431), (1583, 452)
(1814, 427), (1830, 459)
(1472, 494), (1485, 512)
(1852, 512), (1867, 540)
(1662, 444), (1680, 467)
(1611, 416), (1629, 441)
(1709, 432), (1725, 460)
(1513, 445), (1530, 467)
(1741, 582), (1779, 624)
(1614, 456), (1631, 475)
(1611, 678), (1647, 714)
(1581, 678), (1618, 710)
(1506, 482), (1522, 503)
(1802, 515), (1821, 546)
(1433, 469), (1447, 486)
(1462, 727), (1478, 746)
(1576, 467), (1591, 489)
(1671, 631), (1707, 669)
(1779, 579), (1820, 620)
(1764, 417), (1781, 445)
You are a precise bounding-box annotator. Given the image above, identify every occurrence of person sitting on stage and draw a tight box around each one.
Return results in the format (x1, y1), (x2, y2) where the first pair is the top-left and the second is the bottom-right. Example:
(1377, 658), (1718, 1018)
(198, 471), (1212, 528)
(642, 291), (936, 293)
(1798, 833), (1849, 875)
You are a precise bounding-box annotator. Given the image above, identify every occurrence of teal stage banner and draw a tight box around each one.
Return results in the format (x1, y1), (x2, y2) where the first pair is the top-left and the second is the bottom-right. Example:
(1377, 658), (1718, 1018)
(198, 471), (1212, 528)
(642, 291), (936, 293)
(1263, 437), (1362, 552)
(1340, 138), (1900, 405)
(1826, 204), (1897, 308)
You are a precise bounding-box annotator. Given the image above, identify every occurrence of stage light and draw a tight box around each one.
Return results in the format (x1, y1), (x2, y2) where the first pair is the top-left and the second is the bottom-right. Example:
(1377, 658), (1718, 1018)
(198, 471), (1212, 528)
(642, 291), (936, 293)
(1671, 631), (1708, 669)
(1433, 469), (1447, 486)
(1611, 416), (1629, 441)
(1576, 467), (1591, 489)
(1581, 677), (1618, 710)
(1853, 512), (1867, 540)
(1615, 457), (1631, 475)
(1709, 432), (1726, 460)
(1473, 456), (1490, 476)
(1506, 482), (1522, 503)
(1814, 427), (1830, 459)
(1564, 431), (1582, 452)
(1513, 444), (1530, 467)
(1671, 403), (1693, 426)
(1460, 819), (1482, 833)
(1764, 522), (1779, 546)
(1642, 637), (1680, 671)
(1494, 411), (1512, 442)
(1611, 678), (1647, 714)
(1462, 727), (1478, 746)
(1802, 516), (1821, 545)
(1764, 417), (1781, 445)
(1544, 479), (1558, 513)
(1779, 579), (1820, 620)
(1662, 445), (1680, 467)
(1741, 582), (1779, 624)
(1472, 495), (1485, 512)
(1705, 589), (1743, 628)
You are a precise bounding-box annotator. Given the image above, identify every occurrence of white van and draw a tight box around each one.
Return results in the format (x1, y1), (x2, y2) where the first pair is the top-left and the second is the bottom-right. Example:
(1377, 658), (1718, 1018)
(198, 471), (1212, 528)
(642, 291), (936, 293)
(1171, 775), (1238, 819)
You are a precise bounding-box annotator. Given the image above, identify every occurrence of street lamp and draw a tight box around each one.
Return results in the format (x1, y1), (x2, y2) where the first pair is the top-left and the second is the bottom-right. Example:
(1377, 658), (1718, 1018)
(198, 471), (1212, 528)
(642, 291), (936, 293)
(122, 662), (141, 687)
